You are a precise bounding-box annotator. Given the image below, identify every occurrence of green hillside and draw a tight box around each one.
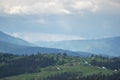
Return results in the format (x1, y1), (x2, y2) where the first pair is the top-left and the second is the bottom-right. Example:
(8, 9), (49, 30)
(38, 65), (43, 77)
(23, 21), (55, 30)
(0, 53), (120, 80)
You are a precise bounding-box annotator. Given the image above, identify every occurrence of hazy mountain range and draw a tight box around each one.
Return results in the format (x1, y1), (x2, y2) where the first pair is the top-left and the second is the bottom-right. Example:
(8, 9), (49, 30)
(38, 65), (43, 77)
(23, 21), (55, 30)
(34, 37), (120, 57)
(0, 31), (32, 46)
(0, 31), (90, 57)
(0, 31), (120, 57)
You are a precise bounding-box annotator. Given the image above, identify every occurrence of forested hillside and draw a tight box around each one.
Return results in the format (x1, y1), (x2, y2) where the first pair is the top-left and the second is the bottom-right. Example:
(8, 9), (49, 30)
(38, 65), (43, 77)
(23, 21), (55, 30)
(0, 53), (120, 80)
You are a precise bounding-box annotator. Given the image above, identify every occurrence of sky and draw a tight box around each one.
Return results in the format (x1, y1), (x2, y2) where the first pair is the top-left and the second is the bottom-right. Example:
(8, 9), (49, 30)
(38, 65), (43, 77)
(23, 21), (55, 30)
(0, 0), (120, 42)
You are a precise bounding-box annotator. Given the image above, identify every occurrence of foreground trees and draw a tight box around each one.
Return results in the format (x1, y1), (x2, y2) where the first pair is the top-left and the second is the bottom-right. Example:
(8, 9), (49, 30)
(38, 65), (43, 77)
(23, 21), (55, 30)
(44, 71), (120, 80)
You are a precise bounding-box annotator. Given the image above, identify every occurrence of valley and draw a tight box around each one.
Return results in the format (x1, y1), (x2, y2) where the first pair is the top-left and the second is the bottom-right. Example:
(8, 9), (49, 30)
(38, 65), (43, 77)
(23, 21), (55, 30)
(0, 0), (120, 79)
(0, 31), (120, 80)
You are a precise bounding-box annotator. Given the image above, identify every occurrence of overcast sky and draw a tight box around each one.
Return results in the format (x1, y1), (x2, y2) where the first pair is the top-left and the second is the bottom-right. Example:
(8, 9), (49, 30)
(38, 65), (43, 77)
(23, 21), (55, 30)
(0, 0), (120, 42)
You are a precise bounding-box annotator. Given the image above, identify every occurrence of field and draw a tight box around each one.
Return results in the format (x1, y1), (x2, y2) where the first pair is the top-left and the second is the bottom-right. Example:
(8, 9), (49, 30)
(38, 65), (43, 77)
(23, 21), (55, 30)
(0, 53), (119, 80)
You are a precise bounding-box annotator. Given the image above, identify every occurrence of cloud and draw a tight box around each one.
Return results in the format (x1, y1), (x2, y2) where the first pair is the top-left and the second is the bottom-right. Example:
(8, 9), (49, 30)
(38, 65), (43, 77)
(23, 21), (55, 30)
(8, 32), (85, 42)
(0, 0), (120, 15)
(0, 0), (70, 15)
(35, 19), (47, 24)
(70, 0), (99, 13)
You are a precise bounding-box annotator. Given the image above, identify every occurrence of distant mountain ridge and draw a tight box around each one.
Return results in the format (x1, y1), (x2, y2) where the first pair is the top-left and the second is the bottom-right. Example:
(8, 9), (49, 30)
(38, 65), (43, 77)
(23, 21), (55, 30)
(0, 31), (32, 46)
(0, 40), (91, 57)
(0, 31), (90, 57)
(35, 37), (120, 57)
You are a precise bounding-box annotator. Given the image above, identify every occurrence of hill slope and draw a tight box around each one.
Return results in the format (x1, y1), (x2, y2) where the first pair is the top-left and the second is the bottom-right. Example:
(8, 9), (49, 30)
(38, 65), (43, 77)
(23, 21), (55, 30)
(0, 31), (91, 56)
(35, 37), (120, 57)
(0, 31), (31, 46)
(0, 53), (119, 80)
(0, 41), (90, 57)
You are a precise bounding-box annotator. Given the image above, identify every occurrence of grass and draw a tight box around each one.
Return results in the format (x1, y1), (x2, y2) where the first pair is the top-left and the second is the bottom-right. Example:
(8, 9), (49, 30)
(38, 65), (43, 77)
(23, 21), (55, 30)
(0, 63), (114, 80)
(0, 55), (116, 80)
